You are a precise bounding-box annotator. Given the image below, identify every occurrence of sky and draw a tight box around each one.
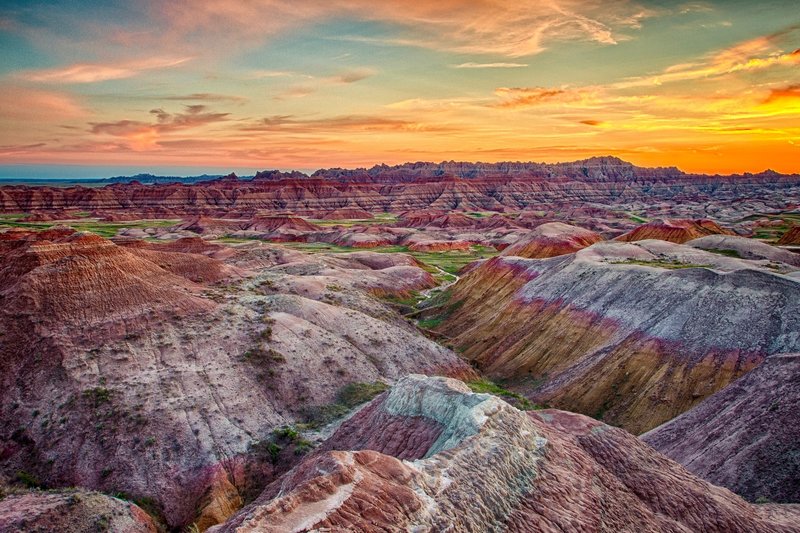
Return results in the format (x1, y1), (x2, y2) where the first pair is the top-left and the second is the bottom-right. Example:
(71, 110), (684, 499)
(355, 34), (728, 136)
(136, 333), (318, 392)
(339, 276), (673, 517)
(0, 0), (799, 178)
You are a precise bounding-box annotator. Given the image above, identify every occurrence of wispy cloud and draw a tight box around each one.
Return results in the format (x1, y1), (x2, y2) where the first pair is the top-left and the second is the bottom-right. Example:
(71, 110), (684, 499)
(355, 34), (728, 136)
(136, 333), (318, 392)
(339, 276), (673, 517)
(243, 114), (455, 133)
(678, 2), (714, 14)
(18, 56), (192, 84)
(763, 84), (800, 104)
(330, 68), (375, 84)
(452, 62), (528, 69)
(156, 0), (652, 58)
(615, 24), (800, 88)
(0, 84), (85, 120)
(492, 87), (582, 108)
(245, 70), (302, 79)
(89, 105), (229, 150)
(273, 68), (376, 99)
(162, 93), (247, 103)
(0, 143), (47, 155)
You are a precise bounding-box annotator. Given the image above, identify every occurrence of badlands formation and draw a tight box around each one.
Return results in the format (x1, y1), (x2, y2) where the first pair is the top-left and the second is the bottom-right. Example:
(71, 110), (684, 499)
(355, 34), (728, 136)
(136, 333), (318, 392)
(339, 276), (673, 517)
(427, 235), (800, 433)
(212, 376), (800, 533)
(1, 159), (799, 532)
(0, 227), (471, 529)
(1, 157), (799, 225)
(643, 354), (800, 504)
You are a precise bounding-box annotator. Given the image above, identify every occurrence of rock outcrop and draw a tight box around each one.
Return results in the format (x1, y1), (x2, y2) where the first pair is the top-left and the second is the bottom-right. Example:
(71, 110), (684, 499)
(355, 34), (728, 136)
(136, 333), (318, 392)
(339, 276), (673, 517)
(211, 375), (800, 532)
(688, 234), (800, 267)
(407, 239), (471, 252)
(427, 239), (800, 433)
(311, 208), (373, 220)
(502, 222), (603, 258)
(778, 225), (800, 245)
(642, 354), (800, 504)
(0, 488), (157, 532)
(396, 211), (477, 229)
(617, 219), (734, 244)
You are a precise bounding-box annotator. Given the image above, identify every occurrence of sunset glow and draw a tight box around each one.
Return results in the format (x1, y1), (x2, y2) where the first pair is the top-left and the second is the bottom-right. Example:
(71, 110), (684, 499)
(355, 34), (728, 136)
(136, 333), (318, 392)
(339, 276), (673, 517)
(1, 0), (799, 176)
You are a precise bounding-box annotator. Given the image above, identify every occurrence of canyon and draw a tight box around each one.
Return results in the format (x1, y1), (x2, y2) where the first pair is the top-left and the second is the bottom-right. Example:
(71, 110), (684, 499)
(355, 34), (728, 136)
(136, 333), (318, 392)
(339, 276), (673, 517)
(1, 158), (798, 227)
(1, 158), (799, 531)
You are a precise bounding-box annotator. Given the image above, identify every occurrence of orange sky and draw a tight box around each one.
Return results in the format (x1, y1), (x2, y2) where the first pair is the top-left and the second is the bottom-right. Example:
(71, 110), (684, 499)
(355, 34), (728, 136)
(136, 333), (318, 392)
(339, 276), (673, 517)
(0, 0), (799, 176)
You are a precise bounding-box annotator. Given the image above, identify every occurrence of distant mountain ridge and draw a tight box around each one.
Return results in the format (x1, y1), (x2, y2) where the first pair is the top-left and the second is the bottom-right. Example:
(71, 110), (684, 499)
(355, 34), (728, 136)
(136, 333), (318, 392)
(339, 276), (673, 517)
(0, 173), (227, 187)
(103, 173), (225, 184)
(0, 156), (797, 215)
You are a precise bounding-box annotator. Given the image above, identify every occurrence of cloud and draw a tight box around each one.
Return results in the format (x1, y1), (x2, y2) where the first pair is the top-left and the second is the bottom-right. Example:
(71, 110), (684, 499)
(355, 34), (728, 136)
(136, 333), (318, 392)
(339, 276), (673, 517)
(274, 86), (317, 100)
(617, 47), (800, 88)
(678, 2), (714, 14)
(452, 62), (528, 69)
(18, 56), (192, 84)
(331, 68), (374, 84)
(245, 70), (302, 79)
(89, 106), (229, 136)
(0, 84), (85, 120)
(616, 25), (800, 88)
(273, 68), (375, 99)
(580, 119), (604, 126)
(0, 143), (47, 155)
(156, 0), (653, 58)
(162, 93), (247, 103)
(88, 105), (230, 150)
(763, 84), (800, 105)
(386, 96), (487, 111)
(89, 120), (149, 137)
(492, 87), (581, 108)
(244, 114), (455, 133)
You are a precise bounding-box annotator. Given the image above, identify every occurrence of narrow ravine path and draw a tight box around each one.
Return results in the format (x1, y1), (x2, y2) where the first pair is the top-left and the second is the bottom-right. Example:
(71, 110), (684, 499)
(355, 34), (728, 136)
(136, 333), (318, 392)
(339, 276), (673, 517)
(419, 266), (460, 301)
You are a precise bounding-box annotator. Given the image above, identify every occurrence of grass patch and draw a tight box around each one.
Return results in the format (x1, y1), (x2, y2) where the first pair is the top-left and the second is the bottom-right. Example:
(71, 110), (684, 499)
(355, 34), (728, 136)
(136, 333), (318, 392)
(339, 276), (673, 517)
(337, 381), (389, 408)
(307, 212), (398, 228)
(300, 404), (350, 428)
(705, 248), (742, 258)
(409, 245), (498, 276)
(467, 379), (542, 411)
(0, 218), (179, 238)
(738, 212), (800, 242)
(15, 470), (42, 488)
(610, 259), (711, 270)
(82, 387), (112, 407)
(301, 381), (389, 428)
(242, 347), (285, 364)
(250, 424), (315, 467)
(380, 291), (423, 308)
(417, 316), (445, 329)
(214, 236), (261, 244)
(416, 296), (464, 332)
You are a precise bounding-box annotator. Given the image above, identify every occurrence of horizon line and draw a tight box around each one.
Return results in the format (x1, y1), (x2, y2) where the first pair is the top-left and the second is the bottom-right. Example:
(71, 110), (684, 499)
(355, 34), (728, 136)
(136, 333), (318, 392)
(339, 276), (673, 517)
(0, 155), (795, 182)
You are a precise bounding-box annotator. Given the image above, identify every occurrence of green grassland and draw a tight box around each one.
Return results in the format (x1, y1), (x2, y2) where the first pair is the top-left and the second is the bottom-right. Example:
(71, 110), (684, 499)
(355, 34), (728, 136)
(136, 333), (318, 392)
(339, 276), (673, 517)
(740, 212), (800, 242)
(279, 241), (498, 278)
(467, 378), (544, 411)
(307, 212), (398, 228)
(0, 213), (498, 278)
(0, 217), (179, 238)
(611, 259), (711, 270)
(704, 248), (742, 258)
